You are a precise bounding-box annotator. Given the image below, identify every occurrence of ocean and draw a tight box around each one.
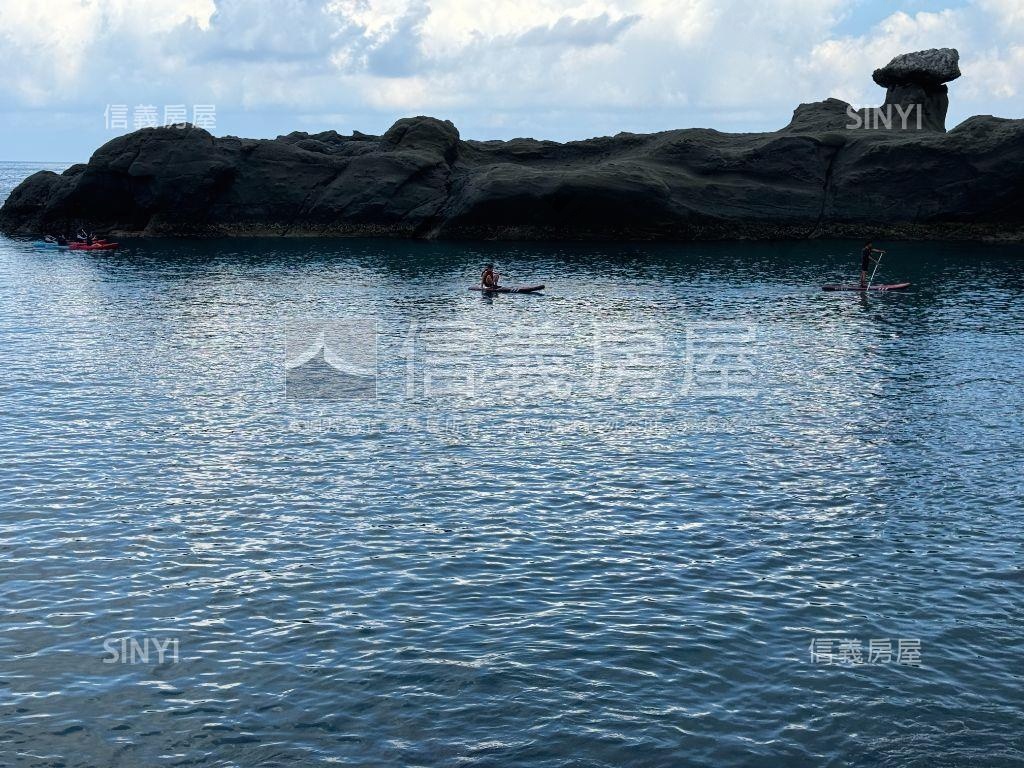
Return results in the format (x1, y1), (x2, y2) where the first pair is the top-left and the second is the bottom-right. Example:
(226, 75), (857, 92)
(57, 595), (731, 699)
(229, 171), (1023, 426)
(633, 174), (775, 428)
(1, 161), (1022, 767)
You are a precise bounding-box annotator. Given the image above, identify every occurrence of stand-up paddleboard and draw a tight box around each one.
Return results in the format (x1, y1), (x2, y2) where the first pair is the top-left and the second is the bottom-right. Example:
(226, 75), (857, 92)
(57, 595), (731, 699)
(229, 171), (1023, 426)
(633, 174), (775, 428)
(470, 284), (545, 294)
(822, 282), (910, 292)
(69, 241), (119, 251)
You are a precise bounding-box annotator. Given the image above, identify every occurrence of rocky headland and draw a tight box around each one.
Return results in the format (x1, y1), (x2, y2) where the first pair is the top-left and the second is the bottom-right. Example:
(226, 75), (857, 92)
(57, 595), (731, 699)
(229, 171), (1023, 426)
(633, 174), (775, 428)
(3, 48), (1023, 241)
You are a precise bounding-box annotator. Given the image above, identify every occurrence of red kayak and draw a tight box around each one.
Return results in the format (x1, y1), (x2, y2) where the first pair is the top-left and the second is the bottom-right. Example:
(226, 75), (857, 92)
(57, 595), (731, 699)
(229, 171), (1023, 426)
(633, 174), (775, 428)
(470, 284), (545, 294)
(822, 282), (910, 292)
(69, 241), (119, 251)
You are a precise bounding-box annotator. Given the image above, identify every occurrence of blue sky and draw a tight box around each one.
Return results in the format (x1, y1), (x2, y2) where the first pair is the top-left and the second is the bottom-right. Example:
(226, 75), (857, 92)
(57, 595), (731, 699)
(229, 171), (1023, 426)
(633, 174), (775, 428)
(1, 0), (1022, 161)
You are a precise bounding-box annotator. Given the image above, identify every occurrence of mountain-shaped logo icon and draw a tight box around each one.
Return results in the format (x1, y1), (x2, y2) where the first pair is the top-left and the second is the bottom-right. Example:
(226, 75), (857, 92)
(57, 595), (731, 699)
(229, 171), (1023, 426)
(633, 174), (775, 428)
(285, 320), (377, 400)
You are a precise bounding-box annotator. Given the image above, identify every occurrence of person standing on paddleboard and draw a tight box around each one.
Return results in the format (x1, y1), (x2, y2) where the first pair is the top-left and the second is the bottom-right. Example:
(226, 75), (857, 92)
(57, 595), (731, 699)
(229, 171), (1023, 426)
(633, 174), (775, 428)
(481, 264), (500, 289)
(861, 241), (885, 287)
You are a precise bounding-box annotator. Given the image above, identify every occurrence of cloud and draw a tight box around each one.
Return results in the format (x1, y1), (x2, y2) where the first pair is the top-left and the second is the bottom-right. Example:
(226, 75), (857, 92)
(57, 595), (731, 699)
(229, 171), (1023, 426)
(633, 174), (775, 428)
(181, 0), (343, 63)
(1, 0), (1023, 160)
(514, 12), (642, 47)
(364, 1), (432, 77)
(0, 0), (215, 105)
(976, 0), (1024, 27)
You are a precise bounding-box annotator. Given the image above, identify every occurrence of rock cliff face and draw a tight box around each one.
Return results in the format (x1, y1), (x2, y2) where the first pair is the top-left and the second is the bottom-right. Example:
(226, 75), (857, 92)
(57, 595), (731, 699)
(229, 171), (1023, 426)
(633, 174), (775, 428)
(3, 48), (1023, 241)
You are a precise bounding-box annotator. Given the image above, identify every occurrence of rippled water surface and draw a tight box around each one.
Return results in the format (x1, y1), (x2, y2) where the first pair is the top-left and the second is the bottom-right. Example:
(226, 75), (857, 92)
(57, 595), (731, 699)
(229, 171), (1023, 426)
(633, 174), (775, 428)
(2, 162), (1023, 767)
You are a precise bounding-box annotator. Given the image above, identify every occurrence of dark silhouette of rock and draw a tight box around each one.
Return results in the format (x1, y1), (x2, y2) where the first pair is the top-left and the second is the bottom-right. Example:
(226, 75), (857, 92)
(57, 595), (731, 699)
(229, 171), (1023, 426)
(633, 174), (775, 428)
(872, 48), (961, 88)
(882, 82), (946, 130)
(4, 49), (1024, 242)
(872, 48), (961, 132)
(783, 98), (856, 134)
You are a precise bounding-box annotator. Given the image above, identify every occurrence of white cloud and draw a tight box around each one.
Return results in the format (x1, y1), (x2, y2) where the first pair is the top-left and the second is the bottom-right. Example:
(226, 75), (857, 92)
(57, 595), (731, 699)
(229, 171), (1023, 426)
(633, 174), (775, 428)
(514, 12), (642, 47)
(0, 0), (214, 106)
(963, 45), (1024, 99)
(976, 0), (1024, 27)
(0, 0), (1022, 157)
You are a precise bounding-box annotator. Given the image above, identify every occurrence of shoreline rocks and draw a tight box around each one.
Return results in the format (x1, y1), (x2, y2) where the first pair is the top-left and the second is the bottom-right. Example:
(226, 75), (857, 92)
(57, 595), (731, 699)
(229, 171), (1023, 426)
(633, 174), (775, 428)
(4, 48), (1024, 242)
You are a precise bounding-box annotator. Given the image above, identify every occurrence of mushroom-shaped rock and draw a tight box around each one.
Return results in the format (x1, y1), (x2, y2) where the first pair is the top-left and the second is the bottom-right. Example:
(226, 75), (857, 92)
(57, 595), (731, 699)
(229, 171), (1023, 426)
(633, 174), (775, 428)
(872, 48), (961, 88)
(871, 48), (960, 132)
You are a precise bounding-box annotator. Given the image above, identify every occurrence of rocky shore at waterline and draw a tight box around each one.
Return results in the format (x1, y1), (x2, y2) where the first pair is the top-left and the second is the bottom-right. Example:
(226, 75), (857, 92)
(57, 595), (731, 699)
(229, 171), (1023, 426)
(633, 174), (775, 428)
(3, 48), (1024, 242)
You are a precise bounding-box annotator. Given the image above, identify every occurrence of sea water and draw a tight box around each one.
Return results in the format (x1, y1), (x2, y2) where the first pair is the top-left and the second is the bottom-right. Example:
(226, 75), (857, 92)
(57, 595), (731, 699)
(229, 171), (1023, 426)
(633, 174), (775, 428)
(1, 162), (1022, 766)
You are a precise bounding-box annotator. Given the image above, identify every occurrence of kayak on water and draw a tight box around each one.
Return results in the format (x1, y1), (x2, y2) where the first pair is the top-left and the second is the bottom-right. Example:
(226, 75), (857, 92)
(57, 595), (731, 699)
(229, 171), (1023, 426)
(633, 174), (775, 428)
(37, 238), (111, 248)
(469, 284), (545, 294)
(68, 241), (119, 251)
(822, 282), (911, 292)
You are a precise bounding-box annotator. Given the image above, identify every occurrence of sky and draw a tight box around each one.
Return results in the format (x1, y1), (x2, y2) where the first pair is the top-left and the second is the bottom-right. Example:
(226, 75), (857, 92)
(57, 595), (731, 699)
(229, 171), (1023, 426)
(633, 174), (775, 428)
(0, 0), (1022, 161)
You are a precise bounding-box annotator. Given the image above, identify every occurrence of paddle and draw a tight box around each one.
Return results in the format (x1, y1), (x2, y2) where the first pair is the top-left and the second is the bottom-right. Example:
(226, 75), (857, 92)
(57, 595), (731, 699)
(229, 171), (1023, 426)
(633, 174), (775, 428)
(867, 250), (886, 289)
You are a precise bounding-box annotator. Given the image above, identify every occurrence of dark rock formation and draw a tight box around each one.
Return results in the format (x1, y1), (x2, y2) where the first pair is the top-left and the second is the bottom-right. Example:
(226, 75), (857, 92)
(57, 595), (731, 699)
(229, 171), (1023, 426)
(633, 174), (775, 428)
(872, 47), (961, 132)
(873, 48), (961, 87)
(783, 98), (855, 134)
(3, 48), (1024, 242)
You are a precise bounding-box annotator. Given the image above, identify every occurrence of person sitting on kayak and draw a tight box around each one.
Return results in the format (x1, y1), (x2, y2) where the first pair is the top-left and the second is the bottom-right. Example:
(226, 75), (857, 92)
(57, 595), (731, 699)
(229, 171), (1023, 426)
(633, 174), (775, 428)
(861, 241), (885, 287)
(481, 264), (500, 289)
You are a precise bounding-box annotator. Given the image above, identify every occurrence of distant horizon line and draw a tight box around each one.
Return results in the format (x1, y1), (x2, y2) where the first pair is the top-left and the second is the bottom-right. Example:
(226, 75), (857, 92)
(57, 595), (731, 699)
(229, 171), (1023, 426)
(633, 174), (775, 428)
(1, 160), (83, 165)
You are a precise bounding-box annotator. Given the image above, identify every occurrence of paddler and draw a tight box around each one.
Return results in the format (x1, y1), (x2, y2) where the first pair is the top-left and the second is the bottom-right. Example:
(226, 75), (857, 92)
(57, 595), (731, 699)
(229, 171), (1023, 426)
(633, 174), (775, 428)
(481, 263), (500, 289)
(861, 241), (886, 287)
